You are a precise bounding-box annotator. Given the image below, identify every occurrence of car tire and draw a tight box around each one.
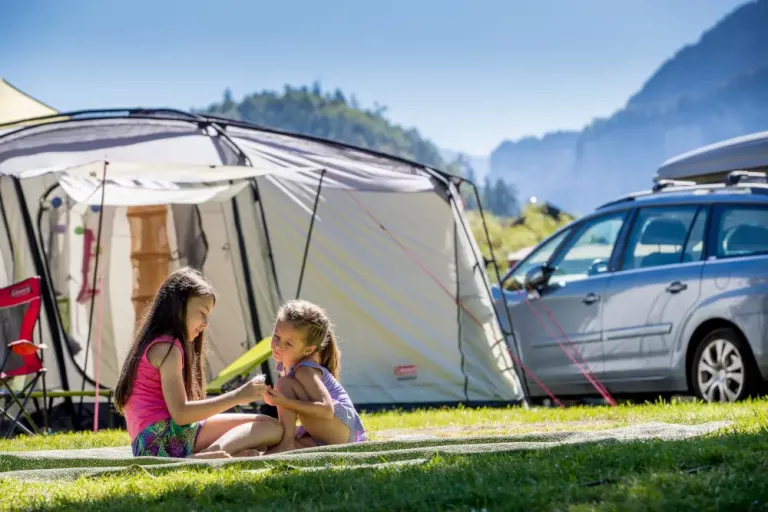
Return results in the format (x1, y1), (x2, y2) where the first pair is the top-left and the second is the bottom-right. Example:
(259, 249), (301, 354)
(690, 327), (757, 403)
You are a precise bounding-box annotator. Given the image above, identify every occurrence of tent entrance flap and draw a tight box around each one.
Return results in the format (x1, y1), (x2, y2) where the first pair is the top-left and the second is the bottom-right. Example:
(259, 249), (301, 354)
(34, 180), (262, 394)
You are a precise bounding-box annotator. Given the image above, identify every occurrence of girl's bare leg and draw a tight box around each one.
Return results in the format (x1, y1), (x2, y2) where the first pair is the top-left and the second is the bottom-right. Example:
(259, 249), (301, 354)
(295, 435), (317, 448)
(195, 413), (284, 456)
(265, 376), (349, 454)
(266, 377), (307, 454)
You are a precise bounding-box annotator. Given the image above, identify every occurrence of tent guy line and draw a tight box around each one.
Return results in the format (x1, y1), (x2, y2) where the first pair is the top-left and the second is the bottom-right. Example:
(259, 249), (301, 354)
(454, 179), (615, 405)
(345, 185), (617, 407)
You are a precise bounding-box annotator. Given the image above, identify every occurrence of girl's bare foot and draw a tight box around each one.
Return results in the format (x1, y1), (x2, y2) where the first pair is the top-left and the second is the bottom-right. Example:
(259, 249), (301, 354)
(191, 450), (232, 459)
(233, 449), (262, 457)
(264, 442), (296, 455)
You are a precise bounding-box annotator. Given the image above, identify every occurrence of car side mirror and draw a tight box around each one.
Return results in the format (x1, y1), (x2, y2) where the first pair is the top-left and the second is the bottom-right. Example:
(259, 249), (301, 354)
(587, 259), (608, 276)
(524, 264), (552, 290)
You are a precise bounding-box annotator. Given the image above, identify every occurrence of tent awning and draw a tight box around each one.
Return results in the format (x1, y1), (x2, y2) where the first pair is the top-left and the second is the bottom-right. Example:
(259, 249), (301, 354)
(0, 115), (439, 193)
(30, 160), (326, 206)
(657, 130), (768, 180)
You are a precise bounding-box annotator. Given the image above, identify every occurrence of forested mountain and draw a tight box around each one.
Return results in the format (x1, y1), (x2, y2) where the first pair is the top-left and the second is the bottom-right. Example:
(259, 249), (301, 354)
(197, 83), (520, 217)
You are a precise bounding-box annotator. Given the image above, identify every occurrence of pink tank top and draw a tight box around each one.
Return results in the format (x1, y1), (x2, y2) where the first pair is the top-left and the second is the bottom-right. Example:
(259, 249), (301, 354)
(123, 335), (185, 440)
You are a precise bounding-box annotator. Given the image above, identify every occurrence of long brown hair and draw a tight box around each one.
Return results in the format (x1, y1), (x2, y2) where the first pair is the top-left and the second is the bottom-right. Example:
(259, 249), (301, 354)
(277, 300), (341, 380)
(114, 267), (216, 414)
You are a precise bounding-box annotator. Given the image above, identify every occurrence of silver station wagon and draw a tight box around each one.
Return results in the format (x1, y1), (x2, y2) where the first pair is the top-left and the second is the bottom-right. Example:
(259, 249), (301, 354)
(493, 131), (768, 403)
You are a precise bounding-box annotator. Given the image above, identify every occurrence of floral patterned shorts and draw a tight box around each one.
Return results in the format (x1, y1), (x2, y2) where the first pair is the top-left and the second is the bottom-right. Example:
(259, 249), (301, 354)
(131, 418), (205, 458)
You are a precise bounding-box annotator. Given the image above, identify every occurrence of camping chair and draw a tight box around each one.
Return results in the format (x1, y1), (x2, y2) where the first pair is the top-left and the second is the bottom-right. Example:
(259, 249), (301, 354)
(207, 336), (272, 412)
(0, 276), (48, 438)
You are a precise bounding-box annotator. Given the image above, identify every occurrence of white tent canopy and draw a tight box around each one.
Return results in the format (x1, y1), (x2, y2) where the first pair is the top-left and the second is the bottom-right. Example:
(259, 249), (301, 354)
(0, 111), (523, 417)
(44, 160), (327, 206)
(657, 130), (768, 181)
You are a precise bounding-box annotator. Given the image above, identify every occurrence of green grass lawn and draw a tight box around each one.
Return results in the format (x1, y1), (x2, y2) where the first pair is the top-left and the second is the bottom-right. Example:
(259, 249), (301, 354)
(1, 399), (768, 511)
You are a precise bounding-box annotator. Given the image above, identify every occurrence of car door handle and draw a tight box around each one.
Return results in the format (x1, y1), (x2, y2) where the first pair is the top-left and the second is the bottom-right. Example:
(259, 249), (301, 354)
(583, 293), (600, 305)
(666, 281), (688, 293)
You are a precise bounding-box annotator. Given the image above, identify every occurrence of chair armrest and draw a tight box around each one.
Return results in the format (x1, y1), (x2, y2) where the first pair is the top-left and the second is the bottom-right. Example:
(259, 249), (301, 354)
(8, 340), (46, 356)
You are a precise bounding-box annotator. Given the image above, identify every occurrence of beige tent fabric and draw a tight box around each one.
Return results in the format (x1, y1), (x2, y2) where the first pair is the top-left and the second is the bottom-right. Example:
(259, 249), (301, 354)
(0, 78), (60, 126)
(0, 79), (60, 283)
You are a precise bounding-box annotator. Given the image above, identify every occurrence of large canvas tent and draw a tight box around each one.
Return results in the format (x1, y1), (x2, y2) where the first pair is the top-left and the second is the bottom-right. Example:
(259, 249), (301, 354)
(0, 109), (523, 420)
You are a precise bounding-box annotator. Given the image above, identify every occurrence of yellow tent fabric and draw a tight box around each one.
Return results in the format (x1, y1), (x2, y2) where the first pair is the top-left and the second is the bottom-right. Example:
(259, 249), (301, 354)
(0, 78), (63, 127)
(0, 79), (67, 281)
(206, 337), (273, 394)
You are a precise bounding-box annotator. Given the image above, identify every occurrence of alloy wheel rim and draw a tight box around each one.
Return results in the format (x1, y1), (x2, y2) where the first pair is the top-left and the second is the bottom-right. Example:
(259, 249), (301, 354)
(697, 338), (744, 402)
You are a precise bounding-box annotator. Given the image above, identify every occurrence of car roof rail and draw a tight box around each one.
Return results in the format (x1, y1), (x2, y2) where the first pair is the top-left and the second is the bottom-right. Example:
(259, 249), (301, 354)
(725, 170), (768, 186)
(651, 178), (697, 192)
(598, 179), (699, 208)
(596, 190), (651, 209)
(597, 173), (768, 210)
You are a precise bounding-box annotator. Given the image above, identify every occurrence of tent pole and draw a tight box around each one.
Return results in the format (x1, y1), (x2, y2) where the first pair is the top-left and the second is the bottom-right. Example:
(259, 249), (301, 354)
(77, 161), (109, 425)
(229, 194), (263, 347)
(205, 128), (275, 394)
(408, 167), (532, 404)
(461, 179), (532, 404)
(250, 181), (283, 304)
(35, 184), (99, 388)
(0, 185), (15, 264)
(204, 129), (265, 349)
(427, 173), (531, 404)
(11, 177), (75, 417)
(295, 169), (326, 299)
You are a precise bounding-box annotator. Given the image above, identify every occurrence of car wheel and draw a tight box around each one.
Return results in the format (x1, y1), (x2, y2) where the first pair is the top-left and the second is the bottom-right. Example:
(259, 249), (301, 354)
(691, 327), (756, 403)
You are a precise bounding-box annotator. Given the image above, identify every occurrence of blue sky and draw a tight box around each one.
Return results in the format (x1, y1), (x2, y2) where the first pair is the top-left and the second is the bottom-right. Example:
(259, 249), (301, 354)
(0, 0), (748, 154)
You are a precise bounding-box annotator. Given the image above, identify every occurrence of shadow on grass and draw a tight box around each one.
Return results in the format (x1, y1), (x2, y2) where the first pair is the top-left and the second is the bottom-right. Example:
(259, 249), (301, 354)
(8, 428), (768, 512)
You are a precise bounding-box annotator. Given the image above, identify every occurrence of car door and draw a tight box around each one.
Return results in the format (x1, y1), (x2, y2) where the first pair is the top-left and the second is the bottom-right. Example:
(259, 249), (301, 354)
(693, 203), (768, 401)
(504, 211), (628, 397)
(601, 204), (707, 391)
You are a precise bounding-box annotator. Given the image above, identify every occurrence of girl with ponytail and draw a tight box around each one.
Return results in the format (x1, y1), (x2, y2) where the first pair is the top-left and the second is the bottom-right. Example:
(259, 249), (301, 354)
(264, 300), (367, 452)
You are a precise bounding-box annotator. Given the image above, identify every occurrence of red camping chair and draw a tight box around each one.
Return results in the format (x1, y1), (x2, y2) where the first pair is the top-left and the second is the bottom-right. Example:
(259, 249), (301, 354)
(0, 277), (48, 438)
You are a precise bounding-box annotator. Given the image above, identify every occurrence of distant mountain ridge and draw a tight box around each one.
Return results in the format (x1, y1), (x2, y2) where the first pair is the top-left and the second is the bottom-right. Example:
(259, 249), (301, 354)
(489, 0), (768, 215)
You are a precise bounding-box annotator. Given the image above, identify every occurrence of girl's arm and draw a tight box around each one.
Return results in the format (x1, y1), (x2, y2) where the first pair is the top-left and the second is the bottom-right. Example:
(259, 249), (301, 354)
(270, 366), (335, 420)
(151, 343), (264, 425)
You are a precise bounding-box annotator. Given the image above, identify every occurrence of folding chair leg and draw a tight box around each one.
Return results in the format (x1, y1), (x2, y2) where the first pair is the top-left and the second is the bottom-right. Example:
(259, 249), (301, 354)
(0, 407), (35, 437)
(1, 377), (41, 438)
(7, 396), (41, 438)
(41, 372), (49, 434)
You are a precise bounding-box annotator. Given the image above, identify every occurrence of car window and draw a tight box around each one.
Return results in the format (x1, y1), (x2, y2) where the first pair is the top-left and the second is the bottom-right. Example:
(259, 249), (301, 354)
(717, 206), (768, 258)
(549, 212), (627, 283)
(502, 228), (570, 290)
(621, 206), (700, 270)
(683, 208), (708, 263)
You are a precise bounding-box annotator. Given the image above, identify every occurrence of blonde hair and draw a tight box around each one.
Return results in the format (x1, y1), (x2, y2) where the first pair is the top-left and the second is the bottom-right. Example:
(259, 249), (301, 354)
(276, 300), (340, 379)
